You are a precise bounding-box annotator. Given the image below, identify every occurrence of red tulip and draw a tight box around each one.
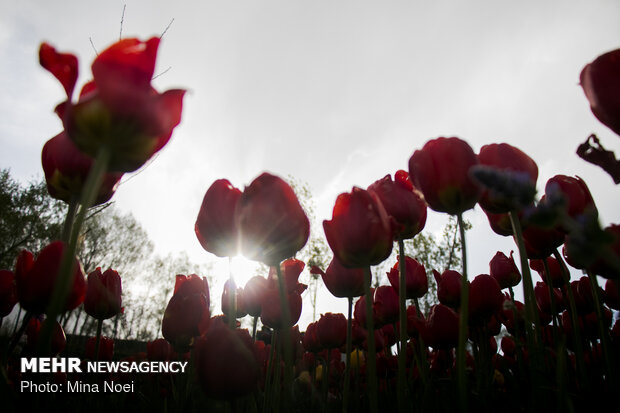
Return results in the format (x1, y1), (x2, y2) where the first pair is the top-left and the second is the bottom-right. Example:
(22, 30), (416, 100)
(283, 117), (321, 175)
(353, 291), (373, 329)
(367, 170), (427, 239)
(316, 312), (347, 349)
(147, 338), (174, 361)
(221, 279), (247, 319)
(323, 187), (393, 268)
(194, 323), (259, 399)
(604, 279), (620, 310)
(161, 274), (210, 351)
(267, 258), (305, 293)
(530, 257), (564, 288)
(406, 305), (426, 338)
(195, 179), (242, 258)
(243, 275), (268, 317)
(303, 322), (322, 353)
(386, 256), (428, 299)
(520, 223), (564, 260)
(373, 285), (400, 327)
(40, 39), (185, 172)
(545, 175), (597, 222)
(586, 223), (620, 279)
(477, 143), (538, 213)
(489, 251), (521, 289)
(41, 132), (123, 205)
(15, 241), (85, 314)
(25, 317), (66, 355)
(84, 267), (122, 320)
(260, 284), (303, 329)
(422, 304), (460, 350)
(580, 48), (620, 136)
(408, 137), (481, 215)
(433, 269), (462, 309)
(468, 274), (503, 320)
(85, 336), (114, 361)
(483, 209), (514, 237)
(0, 270), (17, 317)
(310, 257), (366, 298)
(534, 281), (563, 315)
(235, 173), (310, 266)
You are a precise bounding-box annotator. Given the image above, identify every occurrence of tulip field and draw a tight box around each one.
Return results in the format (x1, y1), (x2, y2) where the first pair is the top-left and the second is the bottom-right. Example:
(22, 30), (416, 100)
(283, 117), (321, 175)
(1, 29), (620, 413)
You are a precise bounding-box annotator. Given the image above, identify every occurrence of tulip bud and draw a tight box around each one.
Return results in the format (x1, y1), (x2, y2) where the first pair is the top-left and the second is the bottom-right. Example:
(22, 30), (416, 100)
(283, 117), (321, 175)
(408, 137), (481, 215)
(303, 322), (322, 353)
(15, 241), (86, 314)
(422, 304), (460, 350)
(195, 179), (242, 258)
(194, 324), (259, 399)
(84, 268), (122, 320)
(235, 173), (310, 266)
(260, 286), (303, 329)
(545, 175), (597, 223)
(489, 251), (521, 289)
(221, 279), (247, 319)
(580, 48), (620, 136)
(367, 170), (427, 239)
(433, 269), (462, 309)
(469, 274), (503, 320)
(323, 187), (393, 268)
(316, 312), (347, 349)
(311, 257), (366, 298)
(242, 275), (268, 317)
(267, 258), (305, 294)
(373, 285), (400, 327)
(387, 256), (428, 299)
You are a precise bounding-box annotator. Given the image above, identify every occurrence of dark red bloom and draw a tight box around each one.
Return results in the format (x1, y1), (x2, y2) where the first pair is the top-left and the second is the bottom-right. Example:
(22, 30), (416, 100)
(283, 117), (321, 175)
(40, 39), (185, 172)
(545, 175), (597, 222)
(268, 258), (305, 293)
(580, 48), (620, 136)
(85, 336), (114, 361)
(15, 241), (85, 314)
(604, 279), (620, 310)
(373, 285), (400, 327)
(530, 257), (564, 287)
(0, 270), (17, 317)
(367, 170), (427, 239)
(243, 276), (268, 317)
(520, 223), (564, 260)
(302, 322), (322, 353)
(386, 256), (428, 299)
(477, 143), (538, 213)
(84, 267), (122, 320)
(235, 173), (309, 266)
(323, 187), (393, 268)
(260, 284), (303, 329)
(422, 304), (460, 350)
(406, 305), (426, 338)
(433, 269), (462, 309)
(25, 317), (66, 355)
(408, 137), (481, 215)
(221, 279), (247, 319)
(469, 274), (503, 320)
(195, 179), (242, 257)
(311, 257), (366, 298)
(534, 281), (563, 315)
(489, 251), (521, 289)
(41, 131), (123, 205)
(483, 209), (514, 237)
(147, 338), (174, 361)
(316, 312), (347, 349)
(161, 274), (210, 351)
(194, 324), (259, 400)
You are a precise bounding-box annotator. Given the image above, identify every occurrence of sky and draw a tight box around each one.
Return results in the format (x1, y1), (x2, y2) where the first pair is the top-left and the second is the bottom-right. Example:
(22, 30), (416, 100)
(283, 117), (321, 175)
(1, 0), (619, 330)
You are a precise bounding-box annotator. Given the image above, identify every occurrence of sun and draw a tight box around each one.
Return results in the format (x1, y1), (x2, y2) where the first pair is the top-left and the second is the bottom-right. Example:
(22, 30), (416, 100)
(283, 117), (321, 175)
(229, 255), (264, 288)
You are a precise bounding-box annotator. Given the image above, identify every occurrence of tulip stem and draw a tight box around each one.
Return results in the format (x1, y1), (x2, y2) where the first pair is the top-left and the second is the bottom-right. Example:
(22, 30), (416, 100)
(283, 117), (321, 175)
(397, 238), (408, 413)
(94, 318), (103, 362)
(275, 264), (293, 408)
(6, 311), (32, 357)
(585, 270), (617, 391)
(252, 316), (258, 341)
(61, 195), (79, 243)
(343, 296), (353, 413)
(262, 330), (277, 413)
(363, 266), (378, 413)
(456, 212), (469, 412)
(228, 256), (236, 330)
(542, 260), (559, 346)
(38, 146), (110, 354)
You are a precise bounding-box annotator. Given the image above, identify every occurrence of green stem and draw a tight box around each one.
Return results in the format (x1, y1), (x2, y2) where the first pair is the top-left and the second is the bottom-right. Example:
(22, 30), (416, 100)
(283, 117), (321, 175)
(252, 316), (258, 341)
(397, 239), (408, 413)
(456, 212), (469, 412)
(275, 264), (293, 408)
(61, 196), (79, 243)
(343, 296), (353, 413)
(363, 266), (378, 413)
(228, 256), (236, 330)
(542, 259), (559, 347)
(262, 331), (277, 413)
(94, 318), (103, 362)
(6, 312), (32, 357)
(585, 270), (617, 390)
(38, 146), (110, 354)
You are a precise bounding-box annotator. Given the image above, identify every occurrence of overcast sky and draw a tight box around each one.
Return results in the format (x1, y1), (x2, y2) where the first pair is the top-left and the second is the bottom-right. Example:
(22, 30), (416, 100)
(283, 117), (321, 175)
(1, 1), (619, 328)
